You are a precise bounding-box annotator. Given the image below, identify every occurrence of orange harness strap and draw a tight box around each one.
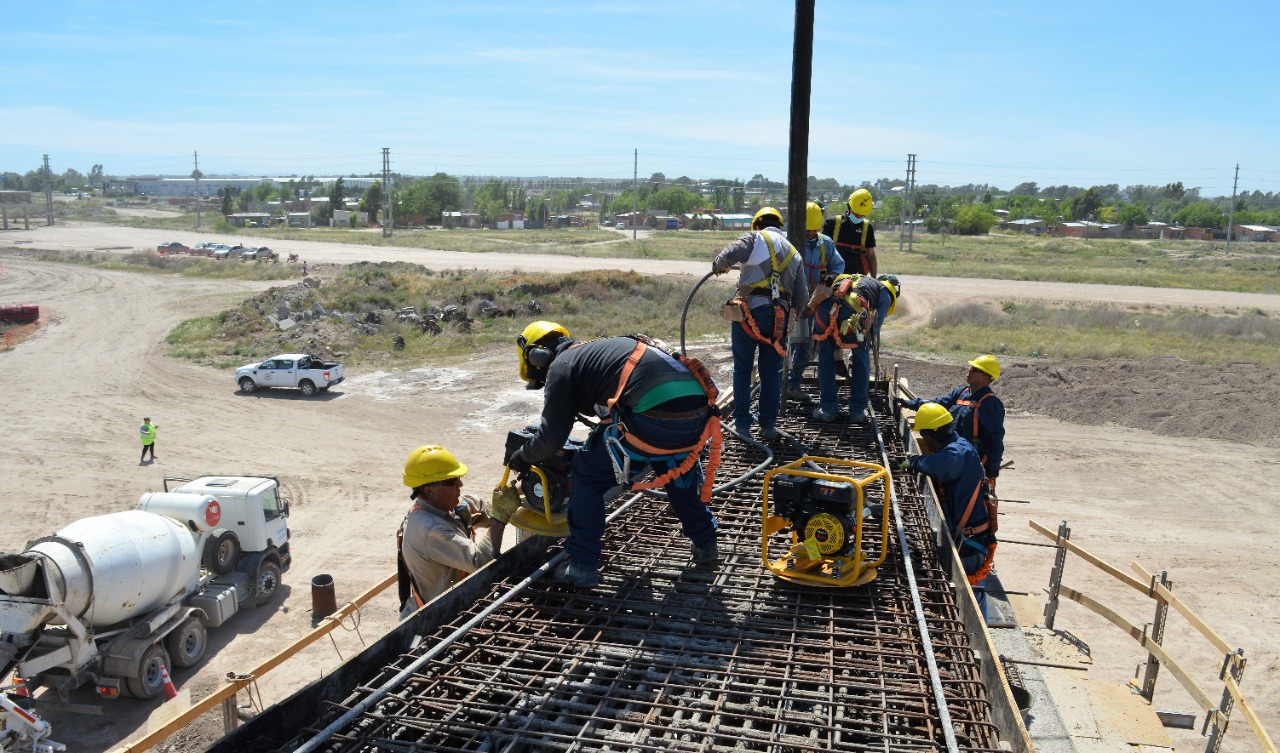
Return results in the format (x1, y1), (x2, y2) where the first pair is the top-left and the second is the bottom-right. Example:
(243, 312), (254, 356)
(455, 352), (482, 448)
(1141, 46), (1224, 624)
(956, 480), (990, 538)
(608, 338), (723, 503)
(729, 298), (787, 356)
(955, 390), (993, 465)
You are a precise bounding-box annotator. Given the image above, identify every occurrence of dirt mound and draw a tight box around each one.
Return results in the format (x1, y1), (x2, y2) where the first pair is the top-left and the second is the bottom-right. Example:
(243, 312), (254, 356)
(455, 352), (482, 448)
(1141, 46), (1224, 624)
(884, 350), (1280, 447)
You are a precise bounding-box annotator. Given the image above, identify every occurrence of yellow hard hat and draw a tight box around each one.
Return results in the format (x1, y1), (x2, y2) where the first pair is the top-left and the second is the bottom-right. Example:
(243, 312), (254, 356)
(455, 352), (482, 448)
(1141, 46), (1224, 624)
(517, 320), (570, 382)
(847, 188), (873, 217)
(968, 354), (1001, 381)
(805, 201), (825, 231)
(912, 402), (953, 432)
(403, 445), (467, 488)
(877, 274), (900, 316)
(751, 206), (783, 230)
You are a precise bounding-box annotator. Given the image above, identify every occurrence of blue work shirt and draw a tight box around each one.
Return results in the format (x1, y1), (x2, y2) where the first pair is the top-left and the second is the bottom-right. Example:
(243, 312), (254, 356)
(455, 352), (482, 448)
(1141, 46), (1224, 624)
(801, 233), (844, 292)
(906, 385), (1004, 477)
(907, 434), (991, 537)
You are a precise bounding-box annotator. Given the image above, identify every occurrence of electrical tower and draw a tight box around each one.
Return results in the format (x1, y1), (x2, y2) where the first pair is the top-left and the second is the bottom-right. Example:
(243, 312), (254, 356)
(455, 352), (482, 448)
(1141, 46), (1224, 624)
(1225, 163), (1238, 253)
(905, 154), (917, 252)
(42, 155), (54, 226)
(382, 148), (393, 238)
(193, 151), (202, 229)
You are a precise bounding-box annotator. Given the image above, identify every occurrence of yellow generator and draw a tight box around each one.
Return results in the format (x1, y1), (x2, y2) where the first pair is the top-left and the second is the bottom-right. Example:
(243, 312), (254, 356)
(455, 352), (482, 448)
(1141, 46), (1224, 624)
(762, 456), (891, 587)
(500, 427), (577, 537)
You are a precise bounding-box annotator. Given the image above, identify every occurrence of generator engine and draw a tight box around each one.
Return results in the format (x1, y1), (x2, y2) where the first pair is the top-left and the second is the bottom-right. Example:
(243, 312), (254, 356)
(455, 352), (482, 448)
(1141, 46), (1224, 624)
(504, 426), (582, 515)
(770, 474), (863, 558)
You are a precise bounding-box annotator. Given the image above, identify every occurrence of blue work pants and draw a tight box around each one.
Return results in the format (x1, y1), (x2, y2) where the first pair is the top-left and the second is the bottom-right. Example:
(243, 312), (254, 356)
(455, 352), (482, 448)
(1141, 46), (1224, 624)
(564, 411), (717, 571)
(731, 305), (786, 434)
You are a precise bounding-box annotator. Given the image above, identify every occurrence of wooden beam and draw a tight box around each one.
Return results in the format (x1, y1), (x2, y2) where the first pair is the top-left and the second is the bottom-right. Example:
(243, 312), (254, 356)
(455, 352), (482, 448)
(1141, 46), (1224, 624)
(1029, 519), (1147, 592)
(1058, 585), (1215, 713)
(1130, 560), (1234, 656)
(111, 572), (398, 753)
(1225, 674), (1279, 753)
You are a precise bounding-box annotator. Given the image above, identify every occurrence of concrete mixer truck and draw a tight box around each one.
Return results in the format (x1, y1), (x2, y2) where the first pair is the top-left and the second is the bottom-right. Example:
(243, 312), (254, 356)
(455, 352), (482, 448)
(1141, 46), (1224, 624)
(0, 474), (291, 705)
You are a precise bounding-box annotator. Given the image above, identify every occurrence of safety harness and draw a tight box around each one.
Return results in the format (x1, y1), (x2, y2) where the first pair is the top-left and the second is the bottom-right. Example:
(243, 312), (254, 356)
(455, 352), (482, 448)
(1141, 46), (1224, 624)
(811, 273), (870, 349)
(954, 389), (994, 467)
(833, 215), (872, 275)
(395, 501), (476, 612)
(952, 470), (998, 585)
(724, 230), (797, 357)
(596, 336), (723, 504)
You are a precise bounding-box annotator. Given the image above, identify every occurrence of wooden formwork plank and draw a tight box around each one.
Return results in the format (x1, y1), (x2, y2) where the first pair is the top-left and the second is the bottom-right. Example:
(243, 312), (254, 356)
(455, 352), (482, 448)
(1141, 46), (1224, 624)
(1058, 585), (1215, 713)
(1029, 519), (1148, 592)
(1225, 675), (1279, 753)
(1130, 560), (1234, 656)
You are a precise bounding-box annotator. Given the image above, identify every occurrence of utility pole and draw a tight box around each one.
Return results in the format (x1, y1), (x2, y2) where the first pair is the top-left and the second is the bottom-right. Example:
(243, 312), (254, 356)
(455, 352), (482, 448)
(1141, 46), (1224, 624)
(193, 151), (202, 229)
(786, 0), (814, 252)
(42, 155), (54, 226)
(1223, 161), (1233, 253)
(632, 148), (638, 240)
(906, 154), (917, 252)
(381, 148), (393, 238)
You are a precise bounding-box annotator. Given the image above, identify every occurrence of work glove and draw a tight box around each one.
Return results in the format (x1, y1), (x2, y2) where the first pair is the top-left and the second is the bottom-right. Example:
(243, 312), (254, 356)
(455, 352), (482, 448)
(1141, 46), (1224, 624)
(507, 452), (533, 474)
(490, 484), (522, 524)
(899, 455), (918, 473)
(892, 397), (906, 411)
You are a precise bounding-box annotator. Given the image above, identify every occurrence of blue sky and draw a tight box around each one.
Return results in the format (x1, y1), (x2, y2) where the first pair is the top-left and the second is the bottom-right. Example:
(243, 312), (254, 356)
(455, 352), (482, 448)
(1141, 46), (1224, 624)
(3, 1), (1278, 197)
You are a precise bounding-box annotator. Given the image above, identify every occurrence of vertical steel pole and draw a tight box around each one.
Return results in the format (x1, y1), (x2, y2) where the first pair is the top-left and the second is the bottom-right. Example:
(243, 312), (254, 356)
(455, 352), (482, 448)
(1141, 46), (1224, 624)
(786, 0), (814, 253)
(1205, 651), (1245, 753)
(1138, 570), (1172, 700)
(1043, 520), (1070, 629)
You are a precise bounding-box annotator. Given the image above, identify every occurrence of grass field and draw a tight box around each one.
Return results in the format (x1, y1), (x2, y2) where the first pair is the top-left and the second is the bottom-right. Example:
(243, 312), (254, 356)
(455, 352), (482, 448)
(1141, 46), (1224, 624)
(894, 298), (1280, 368)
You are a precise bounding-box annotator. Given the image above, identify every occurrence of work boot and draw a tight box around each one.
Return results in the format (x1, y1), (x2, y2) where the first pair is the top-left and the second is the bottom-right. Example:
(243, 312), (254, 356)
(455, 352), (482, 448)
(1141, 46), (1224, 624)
(691, 541), (719, 566)
(554, 560), (600, 590)
(812, 407), (836, 423)
(784, 386), (805, 402)
(849, 411), (868, 424)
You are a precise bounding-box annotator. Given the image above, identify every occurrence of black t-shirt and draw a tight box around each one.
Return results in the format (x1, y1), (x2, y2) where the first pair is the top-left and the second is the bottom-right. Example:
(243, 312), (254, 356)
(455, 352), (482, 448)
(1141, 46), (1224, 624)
(822, 214), (876, 272)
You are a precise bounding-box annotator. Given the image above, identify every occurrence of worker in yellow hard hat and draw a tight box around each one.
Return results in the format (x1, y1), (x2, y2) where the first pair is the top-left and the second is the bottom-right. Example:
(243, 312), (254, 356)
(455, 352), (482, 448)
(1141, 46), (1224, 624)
(896, 354), (1005, 488)
(397, 445), (507, 619)
(822, 188), (878, 277)
(807, 273), (899, 423)
(785, 202), (845, 403)
(509, 320), (722, 590)
(901, 403), (997, 619)
(711, 206), (809, 439)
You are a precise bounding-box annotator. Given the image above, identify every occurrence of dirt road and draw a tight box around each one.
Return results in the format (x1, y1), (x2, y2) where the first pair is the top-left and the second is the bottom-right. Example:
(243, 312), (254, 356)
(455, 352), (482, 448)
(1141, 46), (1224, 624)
(1, 228), (1277, 752)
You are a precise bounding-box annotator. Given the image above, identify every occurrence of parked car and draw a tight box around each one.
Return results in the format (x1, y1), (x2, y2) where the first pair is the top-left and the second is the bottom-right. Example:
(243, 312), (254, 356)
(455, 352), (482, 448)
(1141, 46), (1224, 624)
(191, 242), (215, 257)
(157, 241), (189, 254)
(209, 244), (235, 260)
(236, 354), (344, 397)
(240, 246), (277, 261)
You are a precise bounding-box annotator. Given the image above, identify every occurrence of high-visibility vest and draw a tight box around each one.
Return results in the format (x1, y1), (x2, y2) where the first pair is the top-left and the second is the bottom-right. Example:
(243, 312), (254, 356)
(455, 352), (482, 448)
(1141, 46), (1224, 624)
(742, 228), (798, 297)
(139, 423), (156, 445)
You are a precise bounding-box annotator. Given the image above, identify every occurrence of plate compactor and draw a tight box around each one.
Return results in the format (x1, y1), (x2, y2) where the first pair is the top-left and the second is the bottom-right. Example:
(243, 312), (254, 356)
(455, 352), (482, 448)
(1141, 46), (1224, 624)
(500, 426), (581, 537)
(762, 456), (891, 587)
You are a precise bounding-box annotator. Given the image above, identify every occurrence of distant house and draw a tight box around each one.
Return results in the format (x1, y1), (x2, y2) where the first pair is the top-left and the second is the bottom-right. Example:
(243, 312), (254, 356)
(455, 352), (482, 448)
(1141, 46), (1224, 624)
(227, 212), (271, 228)
(441, 211), (481, 228)
(496, 212), (525, 230)
(1235, 224), (1276, 242)
(1054, 221), (1122, 238)
(1005, 217), (1047, 234)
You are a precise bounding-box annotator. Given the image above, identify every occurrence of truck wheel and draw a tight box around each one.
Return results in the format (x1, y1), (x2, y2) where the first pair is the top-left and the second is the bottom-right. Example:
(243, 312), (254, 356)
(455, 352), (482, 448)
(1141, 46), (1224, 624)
(126, 644), (172, 700)
(298, 380), (316, 397)
(203, 530), (240, 575)
(239, 378), (257, 393)
(254, 560), (282, 607)
(166, 617), (208, 668)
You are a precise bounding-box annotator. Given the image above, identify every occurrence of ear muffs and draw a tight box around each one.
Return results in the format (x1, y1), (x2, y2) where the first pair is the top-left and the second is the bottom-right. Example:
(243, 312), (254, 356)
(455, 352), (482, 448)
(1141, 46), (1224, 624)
(525, 344), (555, 370)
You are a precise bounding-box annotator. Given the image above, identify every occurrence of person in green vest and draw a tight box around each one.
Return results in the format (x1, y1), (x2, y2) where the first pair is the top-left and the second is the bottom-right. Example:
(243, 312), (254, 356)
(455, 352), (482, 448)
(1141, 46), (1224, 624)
(139, 417), (158, 463)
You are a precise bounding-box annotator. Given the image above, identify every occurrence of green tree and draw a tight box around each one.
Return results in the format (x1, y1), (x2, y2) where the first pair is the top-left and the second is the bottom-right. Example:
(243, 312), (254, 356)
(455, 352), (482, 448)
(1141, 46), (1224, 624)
(645, 186), (700, 215)
(220, 189), (233, 216)
(360, 181), (384, 222)
(1174, 201), (1226, 228)
(88, 164), (104, 188)
(1070, 187), (1103, 220)
(329, 178), (347, 212)
(953, 204), (997, 235)
(1115, 202), (1149, 229)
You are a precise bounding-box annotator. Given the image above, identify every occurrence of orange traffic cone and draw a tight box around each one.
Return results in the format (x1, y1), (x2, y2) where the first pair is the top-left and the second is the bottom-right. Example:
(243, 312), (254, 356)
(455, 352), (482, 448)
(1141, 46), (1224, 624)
(12, 674), (29, 697)
(158, 662), (178, 701)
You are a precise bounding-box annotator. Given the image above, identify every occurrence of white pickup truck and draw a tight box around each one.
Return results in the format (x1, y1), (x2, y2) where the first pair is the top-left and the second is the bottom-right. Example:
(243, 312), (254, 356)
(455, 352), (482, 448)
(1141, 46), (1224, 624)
(235, 353), (344, 396)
